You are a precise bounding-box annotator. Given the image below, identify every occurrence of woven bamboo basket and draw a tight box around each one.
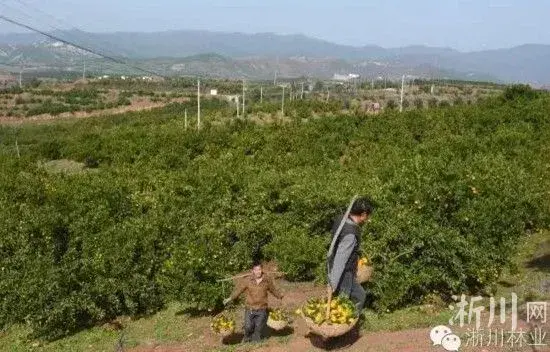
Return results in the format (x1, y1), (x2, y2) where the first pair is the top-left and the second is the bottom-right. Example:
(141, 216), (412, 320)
(303, 316), (358, 338)
(218, 327), (235, 338)
(356, 264), (373, 283)
(301, 282), (359, 339)
(211, 312), (235, 338)
(267, 317), (288, 331)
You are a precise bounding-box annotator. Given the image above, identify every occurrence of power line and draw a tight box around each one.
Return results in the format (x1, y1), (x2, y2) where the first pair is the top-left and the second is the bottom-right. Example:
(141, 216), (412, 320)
(8, 0), (135, 63)
(0, 62), (21, 68)
(0, 1), (58, 70)
(1, 1), (145, 78)
(11, 0), (73, 31)
(0, 1), (40, 31)
(0, 14), (164, 78)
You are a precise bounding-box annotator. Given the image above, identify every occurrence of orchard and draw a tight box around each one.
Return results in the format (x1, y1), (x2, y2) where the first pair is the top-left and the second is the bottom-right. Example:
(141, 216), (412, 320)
(0, 85), (548, 339)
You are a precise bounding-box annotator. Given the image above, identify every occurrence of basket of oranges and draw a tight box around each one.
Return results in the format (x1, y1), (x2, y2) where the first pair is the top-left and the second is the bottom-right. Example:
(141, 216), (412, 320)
(297, 296), (358, 338)
(267, 308), (289, 331)
(211, 314), (235, 337)
(356, 256), (373, 283)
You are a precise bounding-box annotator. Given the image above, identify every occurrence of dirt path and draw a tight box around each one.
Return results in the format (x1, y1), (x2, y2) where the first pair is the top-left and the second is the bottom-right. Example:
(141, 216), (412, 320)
(125, 261), (550, 352)
(127, 278), (549, 352)
(0, 97), (189, 126)
(129, 319), (550, 352)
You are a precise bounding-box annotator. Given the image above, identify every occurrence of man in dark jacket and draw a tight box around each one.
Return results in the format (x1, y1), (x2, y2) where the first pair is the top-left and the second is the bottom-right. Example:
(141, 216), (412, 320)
(327, 197), (374, 313)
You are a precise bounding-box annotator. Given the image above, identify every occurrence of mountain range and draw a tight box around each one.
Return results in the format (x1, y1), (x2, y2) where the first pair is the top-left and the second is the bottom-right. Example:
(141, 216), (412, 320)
(0, 30), (549, 85)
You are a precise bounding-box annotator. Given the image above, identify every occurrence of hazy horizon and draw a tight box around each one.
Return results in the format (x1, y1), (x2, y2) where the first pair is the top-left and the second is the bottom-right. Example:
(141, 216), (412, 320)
(0, 0), (548, 52)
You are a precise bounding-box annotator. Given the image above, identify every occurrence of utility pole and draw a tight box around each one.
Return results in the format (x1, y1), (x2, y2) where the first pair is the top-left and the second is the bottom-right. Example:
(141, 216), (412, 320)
(274, 56), (279, 86)
(82, 57), (86, 80)
(400, 75), (405, 113)
(281, 85), (285, 116)
(236, 96), (240, 118)
(260, 86), (263, 104)
(197, 79), (201, 130)
(301, 82), (304, 99)
(184, 109), (188, 130)
(242, 79), (245, 117)
(18, 61), (23, 88)
(326, 88), (330, 103)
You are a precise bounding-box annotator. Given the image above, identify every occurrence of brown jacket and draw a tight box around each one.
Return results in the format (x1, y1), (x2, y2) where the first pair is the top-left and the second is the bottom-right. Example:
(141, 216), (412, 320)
(229, 275), (283, 310)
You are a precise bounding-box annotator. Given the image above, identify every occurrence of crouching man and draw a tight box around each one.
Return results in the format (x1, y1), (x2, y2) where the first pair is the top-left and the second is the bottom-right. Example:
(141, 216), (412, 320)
(223, 262), (283, 343)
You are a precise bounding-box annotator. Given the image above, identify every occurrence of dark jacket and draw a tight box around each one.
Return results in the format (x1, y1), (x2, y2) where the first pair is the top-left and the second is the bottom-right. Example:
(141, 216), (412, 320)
(327, 214), (361, 290)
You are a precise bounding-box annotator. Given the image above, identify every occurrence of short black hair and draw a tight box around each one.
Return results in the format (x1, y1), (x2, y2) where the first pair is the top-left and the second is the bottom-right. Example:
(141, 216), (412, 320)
(252, 261), (263, 268)
(350, 197), (374, 216)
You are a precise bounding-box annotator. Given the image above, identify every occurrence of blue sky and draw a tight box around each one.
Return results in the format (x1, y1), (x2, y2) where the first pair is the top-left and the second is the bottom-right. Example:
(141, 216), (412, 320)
(0, 0), (548, 51)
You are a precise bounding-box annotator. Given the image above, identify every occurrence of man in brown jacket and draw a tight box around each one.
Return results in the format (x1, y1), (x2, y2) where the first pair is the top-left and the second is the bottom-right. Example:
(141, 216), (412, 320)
(223, 262), (283, 342)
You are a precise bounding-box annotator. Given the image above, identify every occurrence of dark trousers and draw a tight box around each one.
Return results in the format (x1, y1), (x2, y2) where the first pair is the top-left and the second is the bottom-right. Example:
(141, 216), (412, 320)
(243, 308), (268, 342)
(335, 270), (366, 314)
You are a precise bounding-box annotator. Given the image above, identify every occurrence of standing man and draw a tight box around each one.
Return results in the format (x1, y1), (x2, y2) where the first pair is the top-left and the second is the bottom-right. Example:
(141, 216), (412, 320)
(327, 197), (374, 313)
(223, 262), (283, 343)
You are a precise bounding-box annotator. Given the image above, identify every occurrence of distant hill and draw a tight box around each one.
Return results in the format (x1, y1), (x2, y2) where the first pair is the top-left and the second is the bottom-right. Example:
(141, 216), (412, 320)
(0, 30), (548, 84)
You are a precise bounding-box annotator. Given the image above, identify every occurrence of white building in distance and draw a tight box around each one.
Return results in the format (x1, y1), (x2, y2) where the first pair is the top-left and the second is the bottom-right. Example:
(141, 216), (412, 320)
(333, 73), (360, 82)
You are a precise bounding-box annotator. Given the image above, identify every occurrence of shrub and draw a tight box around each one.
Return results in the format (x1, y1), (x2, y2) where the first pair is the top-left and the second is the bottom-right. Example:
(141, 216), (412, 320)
(26, 100), (69, 116)
(502, 84), (539, 101)
(453, 97), (464, 106)
(38, 139), (64, 159)
(0, 96), (549, 339)
(116, 97), (132, 106)
(84, 156), (99, 168)
(386, 100), (397, 110)
(29, 78), (41, 88)
(420, 85), (431, 94)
